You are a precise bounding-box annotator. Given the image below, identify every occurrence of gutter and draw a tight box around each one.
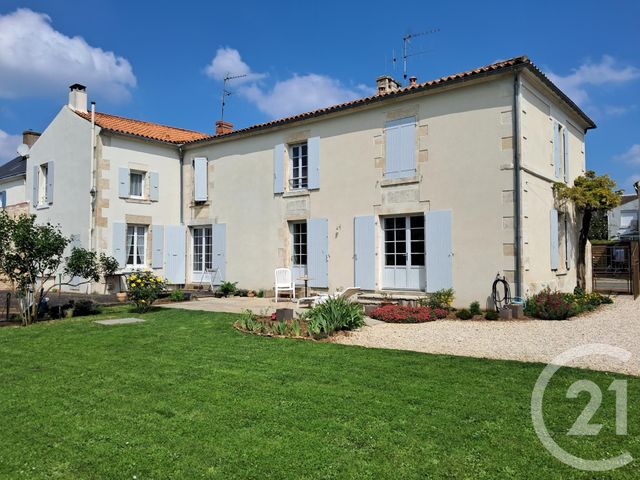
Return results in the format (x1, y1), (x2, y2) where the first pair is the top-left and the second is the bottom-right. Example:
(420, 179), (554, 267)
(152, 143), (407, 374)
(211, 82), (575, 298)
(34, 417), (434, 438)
(89, 102), (96, 251)
(178, 145), (184, 224)
(513, 71), (523, 298)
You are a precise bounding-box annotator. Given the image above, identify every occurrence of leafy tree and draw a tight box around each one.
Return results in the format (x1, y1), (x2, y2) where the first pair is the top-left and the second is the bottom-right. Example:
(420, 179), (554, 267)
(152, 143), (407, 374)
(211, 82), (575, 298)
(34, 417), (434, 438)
(588, 210), (609, 241)
(0, 212), (118, 325)
(553, 171), (623, 289)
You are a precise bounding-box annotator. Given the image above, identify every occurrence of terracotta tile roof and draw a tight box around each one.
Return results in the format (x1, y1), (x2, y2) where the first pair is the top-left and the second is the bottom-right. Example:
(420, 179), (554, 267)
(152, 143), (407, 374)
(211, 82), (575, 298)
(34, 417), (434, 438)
(187, 55), (595, 145)
(75, 111), (209, 144)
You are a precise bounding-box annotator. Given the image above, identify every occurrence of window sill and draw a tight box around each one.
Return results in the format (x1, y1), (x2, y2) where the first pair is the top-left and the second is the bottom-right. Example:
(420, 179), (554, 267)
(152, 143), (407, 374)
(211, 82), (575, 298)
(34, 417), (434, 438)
(380, 176), (419, 187)
(35, 204), (50, 210)
(190, 201), (210, 207)
(283, 189), (310, 198)
(125, 197), (151, 204)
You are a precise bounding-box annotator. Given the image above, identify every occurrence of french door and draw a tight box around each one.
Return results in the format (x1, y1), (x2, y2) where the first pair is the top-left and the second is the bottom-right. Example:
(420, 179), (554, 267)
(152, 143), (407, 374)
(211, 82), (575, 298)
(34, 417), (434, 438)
(192, 226), (213, 284)
(382, 215), (426, 290)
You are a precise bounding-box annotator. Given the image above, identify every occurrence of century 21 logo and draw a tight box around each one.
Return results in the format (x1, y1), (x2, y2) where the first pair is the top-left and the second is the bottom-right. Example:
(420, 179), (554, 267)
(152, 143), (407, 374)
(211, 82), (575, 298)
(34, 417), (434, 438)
(531, 344), (633, 472)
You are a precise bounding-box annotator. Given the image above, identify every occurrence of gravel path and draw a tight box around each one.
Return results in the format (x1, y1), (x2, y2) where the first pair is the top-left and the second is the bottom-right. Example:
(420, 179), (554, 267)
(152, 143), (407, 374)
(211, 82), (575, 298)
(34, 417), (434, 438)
(333, 296), (640, 376)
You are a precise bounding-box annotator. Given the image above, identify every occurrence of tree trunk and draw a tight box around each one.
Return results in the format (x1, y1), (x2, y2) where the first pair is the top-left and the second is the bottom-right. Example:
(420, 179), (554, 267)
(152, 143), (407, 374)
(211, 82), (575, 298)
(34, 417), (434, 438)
(577, 207), (593, 290)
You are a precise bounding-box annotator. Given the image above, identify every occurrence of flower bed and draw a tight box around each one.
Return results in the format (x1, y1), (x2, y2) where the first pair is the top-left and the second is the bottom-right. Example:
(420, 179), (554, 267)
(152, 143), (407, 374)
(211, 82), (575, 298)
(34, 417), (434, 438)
(524, 288), (612, 320)
(369, 305), (448, 323)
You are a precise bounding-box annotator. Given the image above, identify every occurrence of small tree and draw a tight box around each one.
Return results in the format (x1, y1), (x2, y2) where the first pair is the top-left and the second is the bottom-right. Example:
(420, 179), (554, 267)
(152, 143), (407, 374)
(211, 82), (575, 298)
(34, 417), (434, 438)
(554, 171), (623, 289)
(588, 210), (609, 241)
(0, 212), (118, 325)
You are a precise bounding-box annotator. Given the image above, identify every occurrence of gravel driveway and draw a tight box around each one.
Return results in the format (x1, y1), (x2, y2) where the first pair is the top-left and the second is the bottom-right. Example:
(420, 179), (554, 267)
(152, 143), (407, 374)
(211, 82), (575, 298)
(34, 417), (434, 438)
(333, 296), (640, 376)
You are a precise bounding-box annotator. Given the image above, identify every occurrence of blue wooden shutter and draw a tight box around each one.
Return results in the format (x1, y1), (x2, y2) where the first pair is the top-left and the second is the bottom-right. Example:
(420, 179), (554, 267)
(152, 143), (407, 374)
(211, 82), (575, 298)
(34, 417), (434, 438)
(152, 225), (164, 268)
(308, 218), (329, 288)
(307, 136), (320, 189)
(46, 161), (54, 204)
(112, 222), (126, 268)
(425, 210), (453, 292)
(193, 157), (208, 201)
(563, 128), (569, 183)
(550, 209), (560, 270)
(0, 191), (6, 209)
(149, 171), (159, 201)
(213, 223), (226, 285)
(273, 143), (284, 193)
(354, 216), (375, 290)
(565, 214), (572, 270)
(385, 117), (416, 179)
(553, 123), (561, 179)
(32, 165), (38, 206)
(165, 225), (186, 284)
(118, 167), (129, 198)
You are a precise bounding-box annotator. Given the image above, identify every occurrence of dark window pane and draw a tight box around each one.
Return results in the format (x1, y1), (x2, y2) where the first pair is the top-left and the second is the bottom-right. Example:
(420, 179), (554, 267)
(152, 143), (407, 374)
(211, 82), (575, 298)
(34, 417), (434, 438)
(385, 241), (395, 254)
(411, 228), (424, 241)
(410, 215), (424, 229)
(395, 254), (406, 266)
(385, 254), (395, 266)
(396, 229), (406, 242)
(411, 254), (425, 266)
(384, 218), (394, 230)
(411, 240), (425, 254)
(385, 229), (394, 242)
(396, 217), (406, 229)
(301, 144), (307, 155)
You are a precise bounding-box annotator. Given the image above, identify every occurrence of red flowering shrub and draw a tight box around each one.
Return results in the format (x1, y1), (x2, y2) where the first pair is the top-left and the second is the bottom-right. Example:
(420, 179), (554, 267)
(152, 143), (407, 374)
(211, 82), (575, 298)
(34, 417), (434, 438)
(524, 288), (576, 320)
(369, 305), (443, 323)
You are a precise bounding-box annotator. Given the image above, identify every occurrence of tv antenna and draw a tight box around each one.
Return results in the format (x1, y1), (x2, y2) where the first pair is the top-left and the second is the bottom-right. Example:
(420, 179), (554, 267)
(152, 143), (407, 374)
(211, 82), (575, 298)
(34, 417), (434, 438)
(401, 28), (440, 83)
(220, 73), (247, 121)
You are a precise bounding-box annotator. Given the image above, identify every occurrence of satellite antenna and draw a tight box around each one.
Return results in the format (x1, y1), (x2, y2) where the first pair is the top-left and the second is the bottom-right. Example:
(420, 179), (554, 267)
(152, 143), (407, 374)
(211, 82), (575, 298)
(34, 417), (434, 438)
(402, 28), (440, 83)
(16, 143), (30, 157)
(220, 73), (247, 121)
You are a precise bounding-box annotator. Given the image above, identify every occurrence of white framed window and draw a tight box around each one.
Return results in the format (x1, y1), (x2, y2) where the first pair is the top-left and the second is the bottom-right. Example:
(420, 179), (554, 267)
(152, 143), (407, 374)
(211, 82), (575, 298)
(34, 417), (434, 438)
(126, 225), (147, 267)
(383, 215), (425, 267)
(192, 226), (213, 272)
(129, 171), (145, 198)
(291, 221), (307, 267)
(289, 142), (308, 190)
(38, 164), (48, 205)
(620, 210), (638, 231)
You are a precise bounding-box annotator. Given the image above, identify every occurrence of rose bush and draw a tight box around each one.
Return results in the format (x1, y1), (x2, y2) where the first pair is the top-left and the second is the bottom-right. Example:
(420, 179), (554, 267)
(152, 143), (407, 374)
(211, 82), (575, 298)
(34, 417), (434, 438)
(126, 271), (166, 312)
(369, 305), (447, 323)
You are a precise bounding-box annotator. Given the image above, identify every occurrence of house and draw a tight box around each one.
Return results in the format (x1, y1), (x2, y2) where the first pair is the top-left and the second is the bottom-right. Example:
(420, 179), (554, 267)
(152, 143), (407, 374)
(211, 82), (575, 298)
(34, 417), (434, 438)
(608, 194), (639, 240)
(24, 56), (595, 306)
(0, 131), (39, 217)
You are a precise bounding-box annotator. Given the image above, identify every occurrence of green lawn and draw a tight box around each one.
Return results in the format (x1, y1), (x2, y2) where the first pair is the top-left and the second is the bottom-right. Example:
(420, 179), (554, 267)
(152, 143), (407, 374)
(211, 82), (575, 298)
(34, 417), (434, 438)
(0, 307), (638, 479)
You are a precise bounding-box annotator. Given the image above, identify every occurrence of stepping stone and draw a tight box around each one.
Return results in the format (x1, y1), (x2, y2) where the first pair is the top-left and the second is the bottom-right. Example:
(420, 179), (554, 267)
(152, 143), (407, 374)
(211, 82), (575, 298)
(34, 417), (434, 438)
(94, 318), (145, 326)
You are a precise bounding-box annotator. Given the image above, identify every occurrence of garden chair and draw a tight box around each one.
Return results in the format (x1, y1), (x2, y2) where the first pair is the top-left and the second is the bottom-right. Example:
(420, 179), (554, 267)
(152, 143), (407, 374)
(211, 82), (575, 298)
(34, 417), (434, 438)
(274, 268), (296, 302)
(297, 287), (361, 308)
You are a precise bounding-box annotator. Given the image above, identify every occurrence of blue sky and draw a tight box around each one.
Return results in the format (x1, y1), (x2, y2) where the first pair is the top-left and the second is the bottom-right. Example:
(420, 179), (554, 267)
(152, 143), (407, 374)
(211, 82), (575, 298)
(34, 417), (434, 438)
(0, 0), (638, 192)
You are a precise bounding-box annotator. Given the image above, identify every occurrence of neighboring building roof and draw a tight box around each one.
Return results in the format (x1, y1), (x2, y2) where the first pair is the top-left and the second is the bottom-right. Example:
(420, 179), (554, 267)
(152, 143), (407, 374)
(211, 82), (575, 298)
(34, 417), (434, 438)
(0, 155), (26, 181)
(186, 55), (597, 145)
(75, 111), (210, 144)
(619, 194), (639, 207)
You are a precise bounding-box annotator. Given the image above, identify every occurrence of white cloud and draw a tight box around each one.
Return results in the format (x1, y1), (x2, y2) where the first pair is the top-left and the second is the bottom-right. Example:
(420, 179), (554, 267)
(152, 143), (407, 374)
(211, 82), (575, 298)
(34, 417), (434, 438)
(242, 74), (371, 118)
(614, 144), (640, 165)
(0, 129), (22, 164)
(547, 55), (640, 106)
(0, 9), (136, 102)
(204, 47), (265, 83)
(205, 47), (372, 118)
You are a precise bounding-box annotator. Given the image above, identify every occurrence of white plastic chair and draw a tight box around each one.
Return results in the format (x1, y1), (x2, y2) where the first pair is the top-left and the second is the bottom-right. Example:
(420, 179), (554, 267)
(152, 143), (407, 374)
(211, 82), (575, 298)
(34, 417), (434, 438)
(274, 268), (296, 302)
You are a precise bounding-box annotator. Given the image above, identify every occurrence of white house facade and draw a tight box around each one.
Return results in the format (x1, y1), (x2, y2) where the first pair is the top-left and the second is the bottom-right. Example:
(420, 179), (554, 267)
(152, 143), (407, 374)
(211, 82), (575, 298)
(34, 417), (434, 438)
(21, 56), (595, 306)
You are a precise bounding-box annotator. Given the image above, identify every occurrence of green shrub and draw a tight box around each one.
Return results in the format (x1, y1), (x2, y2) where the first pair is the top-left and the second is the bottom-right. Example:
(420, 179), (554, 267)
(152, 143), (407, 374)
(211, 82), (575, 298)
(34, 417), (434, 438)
(289, 319), (302, 337)
(455, 309), (472, 320)
(168, 289), (186, 302)
(276, 320), (288, 336)
(304, 296), (365, 337)
(218, 281), (238, 297)
(420, 288), (455, 309)
(256, 289), (265, 298)
(236, 309), (257, 330)
(484, 310), (499, 321)
(126, 271), (166, 313)
(469, 301), (481, 316)
(236, 288), (249, 297)
(72, 300), (100, 317)
(525, 288), (577, 320)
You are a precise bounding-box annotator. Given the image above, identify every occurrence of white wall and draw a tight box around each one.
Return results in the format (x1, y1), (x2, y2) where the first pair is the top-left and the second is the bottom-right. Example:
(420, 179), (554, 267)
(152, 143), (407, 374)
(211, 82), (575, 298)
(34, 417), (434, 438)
(0, 176), (26, 206)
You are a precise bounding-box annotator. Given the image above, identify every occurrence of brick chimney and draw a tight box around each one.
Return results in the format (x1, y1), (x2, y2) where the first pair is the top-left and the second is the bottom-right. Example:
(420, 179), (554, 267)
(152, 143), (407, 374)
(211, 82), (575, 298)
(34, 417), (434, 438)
(22, 130), (41, 147)
(68, 83), (87, 113)
(376, 75), (401, 95)
(409, 76), (417, 86)
(215, 120), (233, 135)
